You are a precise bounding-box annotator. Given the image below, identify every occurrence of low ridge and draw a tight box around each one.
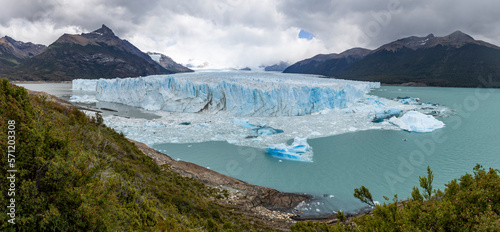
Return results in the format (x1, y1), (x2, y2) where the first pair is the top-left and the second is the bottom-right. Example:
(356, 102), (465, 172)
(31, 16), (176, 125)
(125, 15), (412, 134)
(285, 31), (500, 87)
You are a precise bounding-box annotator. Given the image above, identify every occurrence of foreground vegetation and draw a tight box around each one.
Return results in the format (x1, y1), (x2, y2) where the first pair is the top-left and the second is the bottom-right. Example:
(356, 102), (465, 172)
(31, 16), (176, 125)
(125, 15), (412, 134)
(0, 80), (269, 231)
(292, 165), (500, 231)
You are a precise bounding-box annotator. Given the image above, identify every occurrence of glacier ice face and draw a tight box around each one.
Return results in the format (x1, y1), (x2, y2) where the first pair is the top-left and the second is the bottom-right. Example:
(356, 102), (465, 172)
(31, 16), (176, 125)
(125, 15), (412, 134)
(69, 95), (98, 104)
(72, 79), (98, 91)
(389, 111), (445, 132)
(89, 72), (380, 116)
(265, 138), (312, 162)
(71, 71), (450, 162)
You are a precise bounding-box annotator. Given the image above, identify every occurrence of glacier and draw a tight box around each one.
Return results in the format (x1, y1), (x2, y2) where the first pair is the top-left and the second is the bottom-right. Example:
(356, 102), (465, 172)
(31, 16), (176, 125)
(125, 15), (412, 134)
(71, 71), (450, 162)
(72, 79), (98, 91)
(75, 72), (380, 116)
(389, 111), (445, 132)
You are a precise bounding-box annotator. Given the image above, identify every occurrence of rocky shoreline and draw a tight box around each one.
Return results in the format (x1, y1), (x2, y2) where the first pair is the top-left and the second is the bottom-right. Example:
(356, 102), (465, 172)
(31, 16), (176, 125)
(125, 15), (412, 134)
(132, 140), (313, 224)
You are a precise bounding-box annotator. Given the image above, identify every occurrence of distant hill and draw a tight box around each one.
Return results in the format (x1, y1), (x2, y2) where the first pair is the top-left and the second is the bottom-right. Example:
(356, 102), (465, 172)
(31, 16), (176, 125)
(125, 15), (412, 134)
(285, 31), (500, 88)
(0, 36), (46, 69)
(147, 52), (192, 73)
(284, 48), (371, 76)
(4, 25), (181, 81)
(264, 61), (290, 71)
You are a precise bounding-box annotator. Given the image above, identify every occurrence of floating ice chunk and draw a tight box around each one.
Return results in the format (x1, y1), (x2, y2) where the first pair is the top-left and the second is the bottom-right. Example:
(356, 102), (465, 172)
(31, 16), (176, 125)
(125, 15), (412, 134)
(265, 138), (312, 162)
(72, 79), (98, 91)
(389, 111), (444, 132)
(364, 97), (386, 106)
(370, 108), (402, 122)
(240, 123), (255, 128)
(310, 131), (321, 136)
(69, 95), (98, 103)
(251, 126), (284, 135)
(397, 97), (420, 105)
(199, 123), (211, 127)
(232, 118), (249, 124)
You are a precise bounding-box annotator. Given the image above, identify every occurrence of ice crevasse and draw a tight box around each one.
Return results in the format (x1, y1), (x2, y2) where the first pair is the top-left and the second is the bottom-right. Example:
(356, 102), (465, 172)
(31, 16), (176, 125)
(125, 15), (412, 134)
(75, 72), (380, 117)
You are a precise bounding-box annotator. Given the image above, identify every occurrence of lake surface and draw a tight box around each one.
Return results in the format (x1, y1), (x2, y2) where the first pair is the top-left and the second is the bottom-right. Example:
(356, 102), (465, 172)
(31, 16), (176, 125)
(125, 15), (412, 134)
(154, 86), (500, 214)
(17, 82), (500, 215)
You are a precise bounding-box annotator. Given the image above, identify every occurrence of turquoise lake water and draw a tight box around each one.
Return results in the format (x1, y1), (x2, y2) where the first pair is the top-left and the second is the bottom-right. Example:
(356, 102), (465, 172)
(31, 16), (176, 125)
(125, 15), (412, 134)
(153, 86), (500, 214)
(18, 82), (500, 215)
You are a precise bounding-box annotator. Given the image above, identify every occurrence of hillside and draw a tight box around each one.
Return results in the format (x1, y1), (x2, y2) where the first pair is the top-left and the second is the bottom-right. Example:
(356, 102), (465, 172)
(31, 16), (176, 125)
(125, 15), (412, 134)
(264, 61), (290, 72)
(283, 48), (371, 76)
(0, 80), (307, 231)
(285, 31), (500, 88)
(0, 36), (46, 70)
(4, 25), (176, 81)
(147, 52), (193, 73)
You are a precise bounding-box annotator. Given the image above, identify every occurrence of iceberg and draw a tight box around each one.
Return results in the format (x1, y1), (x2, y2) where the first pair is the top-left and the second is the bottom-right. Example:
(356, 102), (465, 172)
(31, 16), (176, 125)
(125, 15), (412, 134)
(370, 108), (403, 122)
(251, 126), (284, 135)
(397, 97), (421, 105)
(72, 79), (98, 91)
(77, 72), (379, 116)
(389, 111), (445, 132)
(265, 138), (312, 162)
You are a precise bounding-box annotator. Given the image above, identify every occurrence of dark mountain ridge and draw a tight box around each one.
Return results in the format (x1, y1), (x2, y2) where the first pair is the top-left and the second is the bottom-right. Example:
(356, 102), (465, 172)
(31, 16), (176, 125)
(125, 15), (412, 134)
(3, 25), (189, 81)
(285, 31), (500, 88)
(0, 36), (46, 68)
(283, 47), (371, 76)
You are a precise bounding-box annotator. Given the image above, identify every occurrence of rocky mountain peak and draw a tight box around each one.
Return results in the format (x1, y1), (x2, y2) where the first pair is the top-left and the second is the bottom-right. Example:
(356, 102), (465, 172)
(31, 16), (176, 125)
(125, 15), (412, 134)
(3, 36), (17, 44)
(0, 36), (47, 64)
(93, 24), (115, 36)
(448, 30), (473, 39)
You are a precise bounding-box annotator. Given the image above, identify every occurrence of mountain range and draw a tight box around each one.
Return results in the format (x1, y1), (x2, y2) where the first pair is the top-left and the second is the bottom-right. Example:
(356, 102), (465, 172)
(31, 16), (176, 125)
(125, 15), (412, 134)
(0, 36), (46, 70)
(0, 25), (190, 81)
(284, 31), (500, 88)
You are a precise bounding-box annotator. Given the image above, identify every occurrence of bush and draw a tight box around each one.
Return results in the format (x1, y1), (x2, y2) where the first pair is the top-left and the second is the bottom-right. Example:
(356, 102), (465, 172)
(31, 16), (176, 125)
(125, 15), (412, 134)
(292, 165), (500, 231)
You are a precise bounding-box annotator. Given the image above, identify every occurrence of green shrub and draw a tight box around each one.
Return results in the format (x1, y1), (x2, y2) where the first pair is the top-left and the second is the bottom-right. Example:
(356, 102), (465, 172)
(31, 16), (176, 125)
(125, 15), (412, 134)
(0, 80), (266, 231)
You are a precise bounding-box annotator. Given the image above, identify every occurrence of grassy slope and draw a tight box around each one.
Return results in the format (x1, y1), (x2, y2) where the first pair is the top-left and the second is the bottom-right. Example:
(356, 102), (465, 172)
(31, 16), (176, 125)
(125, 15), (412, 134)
(0, 80), (272, 231)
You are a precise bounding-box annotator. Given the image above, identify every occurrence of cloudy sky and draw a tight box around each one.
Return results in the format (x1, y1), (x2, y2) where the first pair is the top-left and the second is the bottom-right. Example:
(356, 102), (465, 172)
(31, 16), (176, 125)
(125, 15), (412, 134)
(1, 0), (499, 68)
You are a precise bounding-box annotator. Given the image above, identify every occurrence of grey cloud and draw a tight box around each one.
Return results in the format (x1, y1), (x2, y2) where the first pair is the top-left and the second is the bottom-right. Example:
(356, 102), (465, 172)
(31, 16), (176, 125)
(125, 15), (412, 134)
(1, 0), (500, 67)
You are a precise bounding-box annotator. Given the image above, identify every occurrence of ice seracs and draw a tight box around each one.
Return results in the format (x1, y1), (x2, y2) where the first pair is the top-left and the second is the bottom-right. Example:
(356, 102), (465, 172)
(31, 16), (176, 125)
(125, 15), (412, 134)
(75, 71), (380, 116)
(72, 79), (98, 91)
(389, 111), (445, 132)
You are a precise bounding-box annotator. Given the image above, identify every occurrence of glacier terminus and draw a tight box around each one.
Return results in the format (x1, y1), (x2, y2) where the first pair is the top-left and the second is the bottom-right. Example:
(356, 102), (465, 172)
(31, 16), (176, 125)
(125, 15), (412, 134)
(72, 70), (449, 162)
